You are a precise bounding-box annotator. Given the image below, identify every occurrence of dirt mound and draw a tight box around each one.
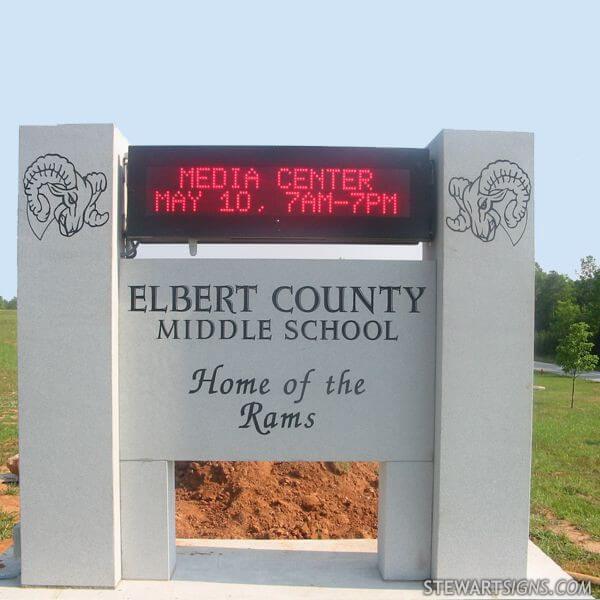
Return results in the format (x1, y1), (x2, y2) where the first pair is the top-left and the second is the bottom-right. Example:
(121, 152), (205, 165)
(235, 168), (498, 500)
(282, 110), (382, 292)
(175, 461), (378, 539)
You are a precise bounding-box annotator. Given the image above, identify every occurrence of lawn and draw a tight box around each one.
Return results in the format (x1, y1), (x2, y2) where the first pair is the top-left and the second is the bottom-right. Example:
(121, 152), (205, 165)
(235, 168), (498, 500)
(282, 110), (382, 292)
(0, 310), (598, 589)
(0, 311), (17, 465)
(530, 371), (599, 590)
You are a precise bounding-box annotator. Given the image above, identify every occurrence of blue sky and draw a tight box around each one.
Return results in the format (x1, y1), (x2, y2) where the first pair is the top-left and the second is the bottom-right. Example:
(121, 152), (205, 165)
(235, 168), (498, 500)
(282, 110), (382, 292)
(1, 1), (598, 297)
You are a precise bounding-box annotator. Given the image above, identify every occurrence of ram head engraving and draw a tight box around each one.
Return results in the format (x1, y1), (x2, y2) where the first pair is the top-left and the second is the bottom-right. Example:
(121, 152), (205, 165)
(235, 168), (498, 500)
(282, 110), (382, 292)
(446, 160), (531, 245)
(23, 154), (108, 240)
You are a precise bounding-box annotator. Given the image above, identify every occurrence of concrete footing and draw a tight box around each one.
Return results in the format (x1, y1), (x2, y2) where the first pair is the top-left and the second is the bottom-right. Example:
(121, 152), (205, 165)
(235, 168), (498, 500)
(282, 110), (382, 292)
(0, 540), (591, 599)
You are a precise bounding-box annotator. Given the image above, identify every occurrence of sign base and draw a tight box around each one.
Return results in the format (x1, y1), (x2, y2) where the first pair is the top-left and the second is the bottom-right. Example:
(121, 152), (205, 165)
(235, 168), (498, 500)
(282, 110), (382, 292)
(0, 540), (585, 598)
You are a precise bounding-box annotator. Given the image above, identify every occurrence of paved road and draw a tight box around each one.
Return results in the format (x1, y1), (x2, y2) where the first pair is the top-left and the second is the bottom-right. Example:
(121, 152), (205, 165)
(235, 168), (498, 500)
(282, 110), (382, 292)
(534, 360), (600, 382)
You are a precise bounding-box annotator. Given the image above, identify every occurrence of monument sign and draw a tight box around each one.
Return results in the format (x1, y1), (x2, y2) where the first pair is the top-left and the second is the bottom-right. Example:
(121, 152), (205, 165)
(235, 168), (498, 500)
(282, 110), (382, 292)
(17, 125), (533, 587)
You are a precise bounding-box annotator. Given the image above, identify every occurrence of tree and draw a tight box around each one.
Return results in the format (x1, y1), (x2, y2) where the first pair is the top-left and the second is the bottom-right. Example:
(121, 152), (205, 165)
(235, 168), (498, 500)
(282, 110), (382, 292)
(534, 266), (574, 334)
(549, 298), (582, 345)
(578, 255), (599, 280)
(556, 322), (599, 408)
(0, 296), (16, 309)
(573, 256), (600, 355)
(534, 258), (600, 358)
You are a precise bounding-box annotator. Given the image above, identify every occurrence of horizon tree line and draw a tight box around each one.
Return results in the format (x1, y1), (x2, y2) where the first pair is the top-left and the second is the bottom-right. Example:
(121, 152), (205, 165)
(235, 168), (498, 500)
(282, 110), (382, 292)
(536, 255), (600, 358)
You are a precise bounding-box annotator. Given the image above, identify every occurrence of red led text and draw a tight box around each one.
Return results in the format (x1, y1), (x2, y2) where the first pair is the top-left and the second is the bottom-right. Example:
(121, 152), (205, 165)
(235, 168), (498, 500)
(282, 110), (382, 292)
(148, 165), (409, 217)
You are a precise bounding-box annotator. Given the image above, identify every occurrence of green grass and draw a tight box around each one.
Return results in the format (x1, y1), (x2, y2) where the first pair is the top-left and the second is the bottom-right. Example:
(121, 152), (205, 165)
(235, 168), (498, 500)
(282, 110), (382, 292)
(1, 484), (18, 496)
(0, 311), (17, 465)
(530, 518), (599, 597)
(0, 509), (17, 540)
(532, 373), (599, 536)
(531, 372), (600, 591)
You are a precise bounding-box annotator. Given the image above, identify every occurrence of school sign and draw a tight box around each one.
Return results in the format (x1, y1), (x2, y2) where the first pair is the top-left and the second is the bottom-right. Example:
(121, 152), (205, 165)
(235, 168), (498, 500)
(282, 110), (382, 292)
(18, 125), (533, 586)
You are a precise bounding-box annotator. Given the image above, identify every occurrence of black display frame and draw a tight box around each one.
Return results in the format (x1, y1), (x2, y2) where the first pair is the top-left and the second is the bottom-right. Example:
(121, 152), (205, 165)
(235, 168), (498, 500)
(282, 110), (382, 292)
(126, 146), (434, 244)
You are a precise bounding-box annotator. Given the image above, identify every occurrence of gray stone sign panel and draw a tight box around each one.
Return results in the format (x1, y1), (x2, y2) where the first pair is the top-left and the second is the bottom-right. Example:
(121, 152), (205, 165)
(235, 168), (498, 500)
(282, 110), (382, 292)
(119, 259), (435, 461)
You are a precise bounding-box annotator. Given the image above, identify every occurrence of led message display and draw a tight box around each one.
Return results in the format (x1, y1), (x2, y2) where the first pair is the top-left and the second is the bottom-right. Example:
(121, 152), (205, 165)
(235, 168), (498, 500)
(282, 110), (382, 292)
(127, 146), (433, 243)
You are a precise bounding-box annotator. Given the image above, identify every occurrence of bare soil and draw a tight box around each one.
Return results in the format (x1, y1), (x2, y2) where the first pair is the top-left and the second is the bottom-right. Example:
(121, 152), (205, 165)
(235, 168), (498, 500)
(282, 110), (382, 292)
(542, 509), (600, 555)
(175, 461), (379, 539)
(0, 462), (379, 549)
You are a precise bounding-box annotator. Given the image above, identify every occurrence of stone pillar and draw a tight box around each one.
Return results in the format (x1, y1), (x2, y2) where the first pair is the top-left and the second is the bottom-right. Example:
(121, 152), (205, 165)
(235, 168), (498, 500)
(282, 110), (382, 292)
(426, 130), (534, 578)
(378, 461), (433, 579)
(120, 460), (176, 580)
(18, 124), (127, 586)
